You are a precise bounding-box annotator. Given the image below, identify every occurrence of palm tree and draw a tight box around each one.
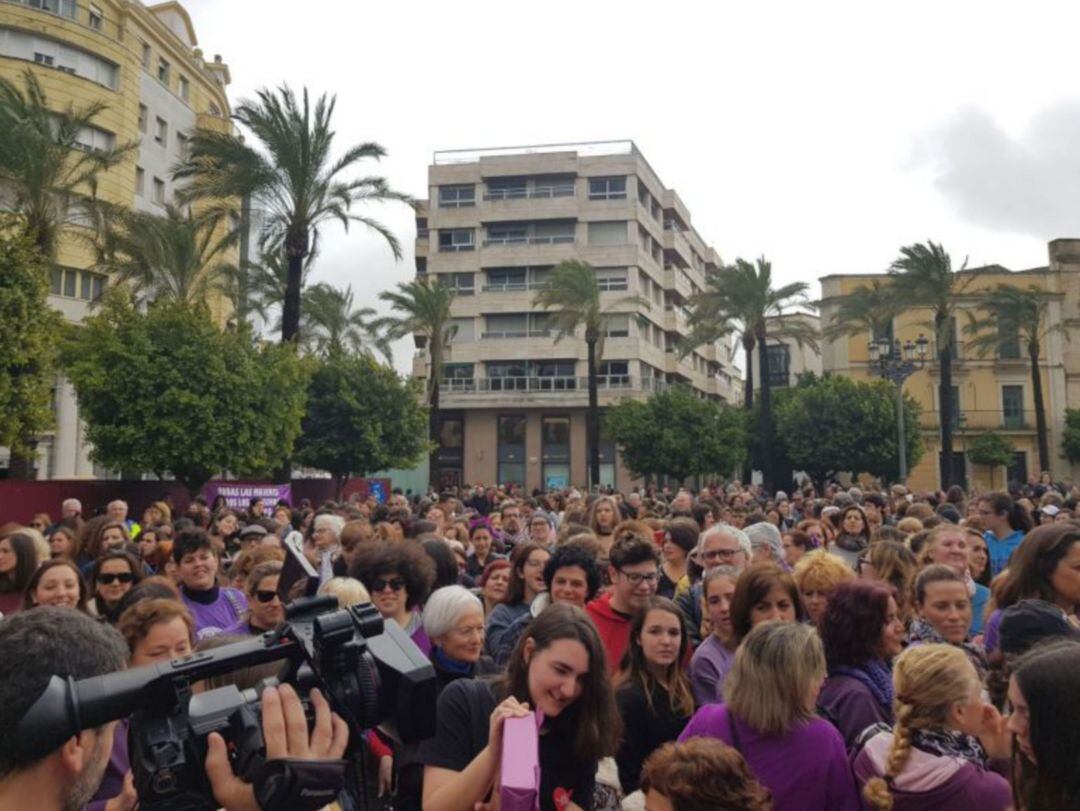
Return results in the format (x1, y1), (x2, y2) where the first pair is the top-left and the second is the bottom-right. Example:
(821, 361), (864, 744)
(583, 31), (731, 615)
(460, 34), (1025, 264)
(822, 279), (900, 344)
(684, 257), (815, 491)
(300, 282), (389, 359)
(888, 241), (977, 489)
(172, 85), (414, 344)
(533, 260), (650, 489)
(0, 69), (134, 257)
(964, 284), (1065, 475)
(97, 205), (238, 305)
(373, 277), (458, 488)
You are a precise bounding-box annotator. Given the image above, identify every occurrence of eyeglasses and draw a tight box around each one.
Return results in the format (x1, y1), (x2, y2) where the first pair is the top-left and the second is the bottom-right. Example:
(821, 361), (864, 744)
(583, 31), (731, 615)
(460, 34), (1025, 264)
(98, 572), (134, 585)
(701, 548), (741, 562)
(618, 570), (659, 585)
(371, 577), (406, 592)
(254, 590), (280, 603)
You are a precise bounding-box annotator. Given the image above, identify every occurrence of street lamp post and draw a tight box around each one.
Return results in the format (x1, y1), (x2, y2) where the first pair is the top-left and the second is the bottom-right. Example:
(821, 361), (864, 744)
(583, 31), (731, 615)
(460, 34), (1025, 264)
(869, 334), (929, 483)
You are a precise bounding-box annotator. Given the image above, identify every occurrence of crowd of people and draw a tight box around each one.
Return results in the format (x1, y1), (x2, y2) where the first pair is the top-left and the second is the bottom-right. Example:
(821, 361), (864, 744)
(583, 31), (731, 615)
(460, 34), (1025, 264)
(2, 474), (1080, 811)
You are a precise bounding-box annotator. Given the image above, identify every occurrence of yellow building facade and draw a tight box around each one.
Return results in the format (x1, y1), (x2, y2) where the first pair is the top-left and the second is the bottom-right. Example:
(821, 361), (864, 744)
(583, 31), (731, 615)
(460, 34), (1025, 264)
(0, 0), (233, 477)
(819, 239), (1080, 493)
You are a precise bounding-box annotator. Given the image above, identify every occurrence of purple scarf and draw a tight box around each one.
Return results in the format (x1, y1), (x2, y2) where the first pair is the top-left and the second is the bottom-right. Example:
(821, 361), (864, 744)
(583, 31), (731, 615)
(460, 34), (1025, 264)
(830, 659), (894, 715)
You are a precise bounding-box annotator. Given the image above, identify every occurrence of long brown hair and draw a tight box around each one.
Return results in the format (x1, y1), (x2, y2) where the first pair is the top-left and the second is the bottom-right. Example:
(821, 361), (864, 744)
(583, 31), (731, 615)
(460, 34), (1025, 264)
(500, 602), (620, 761)
(614, 596), (695, 717)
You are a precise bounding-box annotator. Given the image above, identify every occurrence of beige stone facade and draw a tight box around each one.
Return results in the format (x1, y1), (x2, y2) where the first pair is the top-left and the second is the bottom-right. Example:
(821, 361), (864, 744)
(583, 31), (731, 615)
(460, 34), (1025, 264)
(748, 312), (822, 395)
(414, 141), (738, 491)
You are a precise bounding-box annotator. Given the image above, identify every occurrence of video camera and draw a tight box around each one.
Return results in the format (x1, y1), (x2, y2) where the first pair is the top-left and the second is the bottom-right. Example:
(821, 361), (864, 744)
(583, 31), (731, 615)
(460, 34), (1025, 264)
(17, 535), (437, 811)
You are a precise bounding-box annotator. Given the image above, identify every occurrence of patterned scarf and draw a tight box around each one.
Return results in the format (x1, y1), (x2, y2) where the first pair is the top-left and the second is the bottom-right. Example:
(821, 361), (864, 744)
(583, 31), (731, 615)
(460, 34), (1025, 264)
(907, 617), (988, 680)
(830, 659), (894, 715)
(834, 532), (868, 553)
(910, 727), (989, 769)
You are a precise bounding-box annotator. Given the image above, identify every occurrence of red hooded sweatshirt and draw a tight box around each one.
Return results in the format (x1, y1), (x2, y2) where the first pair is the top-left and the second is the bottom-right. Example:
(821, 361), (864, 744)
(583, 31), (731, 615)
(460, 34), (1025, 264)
(586, 592), (632, 673)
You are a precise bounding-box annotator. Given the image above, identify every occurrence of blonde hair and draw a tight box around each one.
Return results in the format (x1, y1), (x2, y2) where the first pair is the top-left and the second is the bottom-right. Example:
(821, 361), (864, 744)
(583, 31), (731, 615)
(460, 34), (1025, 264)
(918, 524), (984, 567)
(792, 548), (855, 594)
(317, 576), (371, 607)
(896, 517), (924, 536)
(863, 644), (981, 810)
(723, 621), (825, 736)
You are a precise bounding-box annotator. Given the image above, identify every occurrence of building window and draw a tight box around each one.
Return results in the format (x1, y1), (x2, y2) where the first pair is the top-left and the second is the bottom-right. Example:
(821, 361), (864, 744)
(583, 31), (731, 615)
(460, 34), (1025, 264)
(445, 272), (474, 295)
(152, 176), (165, 204)
(87, 4), (102, 29)
(948, 385), (961, 426)
(497, 415), (527, 487)
(998, 314), (1021, 359)
(51, 268), (104, 300)
(485, 223), (528, 246)
(442, 364), (475, 392)
(176, 132), (188, 158)
(595, 267), (629, 291)
(542, 416), (571, 488)
(135, 166), (145, 196)
(485, 266), (551, 292)
(73, 125), (115, 152)
(178, 75), (190, 101)
(598, 360), (631, 388)
(436, 415), (465, 482)
(485, 177), (527, 201)
(1002, 385), (1024, 428)
(137, 104), (147, 133)
(603, 314), (630, 338)
(438, 229), (474, 252)
(157, 57), (170, 85)
(438, 184), (475, 208)
(447, 317), (475, 344)
(154, 117), (167, 146)
(588, 176), (627, 200)
(765, 344), (790, 388)
(487, 360), (576, 391)
(140, 41), (151, 69)
(33, 52), (54, 66)
(483, 313), (548, 339)
(587, 221), (627, 247)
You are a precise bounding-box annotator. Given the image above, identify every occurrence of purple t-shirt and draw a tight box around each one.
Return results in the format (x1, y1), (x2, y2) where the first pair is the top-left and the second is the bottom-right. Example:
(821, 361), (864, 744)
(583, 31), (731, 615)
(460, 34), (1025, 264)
(688, 635), (734, 706)
(181, 586), (248, 640)
(679, 703), (861, 811)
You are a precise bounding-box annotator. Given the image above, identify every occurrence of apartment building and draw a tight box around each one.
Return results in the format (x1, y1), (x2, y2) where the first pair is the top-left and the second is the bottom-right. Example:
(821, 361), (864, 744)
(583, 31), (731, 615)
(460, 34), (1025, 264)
(0, 0), (233, 478)
(748, 311), (822, 395)
(413, 141), (739, 491)
(819, 239), (1080, 491)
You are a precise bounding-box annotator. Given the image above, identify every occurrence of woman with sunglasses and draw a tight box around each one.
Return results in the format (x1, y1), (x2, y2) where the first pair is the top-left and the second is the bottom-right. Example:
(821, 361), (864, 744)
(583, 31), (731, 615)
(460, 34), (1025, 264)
(90, 549), (144, 623)
(353, 539), (436, 655)
(225, 561), (285, 636)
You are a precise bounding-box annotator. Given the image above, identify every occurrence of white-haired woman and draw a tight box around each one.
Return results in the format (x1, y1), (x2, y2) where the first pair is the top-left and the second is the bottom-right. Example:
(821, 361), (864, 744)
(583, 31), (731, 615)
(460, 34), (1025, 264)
(309, 513), (345, 577)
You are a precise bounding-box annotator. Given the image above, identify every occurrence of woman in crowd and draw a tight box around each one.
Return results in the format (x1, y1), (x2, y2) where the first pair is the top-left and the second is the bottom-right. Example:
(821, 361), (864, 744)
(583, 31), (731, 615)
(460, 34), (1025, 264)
(588, 495), (621, 556)
(781, 529), (812, 567)
(48, 525), (80, 560)
(831, 505), (872, 570)
(318, 575), (370, 607)
(969, 532), (992, 587)
(614, 596), (694, 794)
(22, 558), (90, 612)
(854, 643), (1011, 810)
(910, 565), (987, 680)
(0, 532), (39, 615)
(678, 622), (861, 811)
(818, 580), (905, 749)
(484, 542), (550, 657)
(730, 562), (806, 645)
(89, 549), (144, 623)
(141, 500), (171, 529)
(920, 524), (991, 635)
(225, 561), (284, 636)
(982, 523), (1080, 655)
(353, 539), (436, 655)
(79, 519), (131, 574)
(476, 559), (511, 617)
(688, 565), (739, 706)
(639, 738), (772, 811)
(465, 521), (500, 578)
(860, 539), (919, 623)
(976, 491), (1032, 576)
(796, 518), (831, 549)
(420, 602), (620, 811)
(658, 517), (698, 600)
(792, 549), (855, 626)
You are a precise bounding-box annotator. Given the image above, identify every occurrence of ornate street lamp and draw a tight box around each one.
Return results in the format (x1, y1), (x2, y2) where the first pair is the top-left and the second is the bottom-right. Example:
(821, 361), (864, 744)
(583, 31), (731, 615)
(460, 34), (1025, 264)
(868, 333), (928, 482)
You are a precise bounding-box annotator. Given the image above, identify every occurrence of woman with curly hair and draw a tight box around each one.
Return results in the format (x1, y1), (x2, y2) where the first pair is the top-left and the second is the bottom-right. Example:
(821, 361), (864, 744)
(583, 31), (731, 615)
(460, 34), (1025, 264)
(859, 540), (919, 624)
(793, 548), (855, 626)
(78, 517), (130, 574)
(854, 644), (1010, 811)
(89, 549), (145, 623)
(640, 738), (771, 811)
(351, 539), (436, 655)
(818, 580), (906, 749)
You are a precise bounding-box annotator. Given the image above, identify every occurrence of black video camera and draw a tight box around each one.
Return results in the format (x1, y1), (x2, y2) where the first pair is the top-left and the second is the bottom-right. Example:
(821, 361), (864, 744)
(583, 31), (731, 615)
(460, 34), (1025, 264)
(17, 591), (437, 811)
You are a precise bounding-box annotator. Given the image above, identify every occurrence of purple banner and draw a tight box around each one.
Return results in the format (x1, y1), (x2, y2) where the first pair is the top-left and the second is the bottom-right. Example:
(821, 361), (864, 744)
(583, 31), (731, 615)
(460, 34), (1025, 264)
(201, 482), (292, 511)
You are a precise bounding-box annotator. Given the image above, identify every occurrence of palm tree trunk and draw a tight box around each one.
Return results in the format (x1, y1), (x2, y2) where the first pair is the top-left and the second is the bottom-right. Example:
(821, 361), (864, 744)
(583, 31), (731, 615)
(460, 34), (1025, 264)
(743, 337), (755, 409)
(428, 343), (442, 490)
(938, 311), (955, 489)
(1030, 339), (1050, 475)
(756, 326), (773, 493)
(281, 235), (306, 343)
(587, 332), (600, 490)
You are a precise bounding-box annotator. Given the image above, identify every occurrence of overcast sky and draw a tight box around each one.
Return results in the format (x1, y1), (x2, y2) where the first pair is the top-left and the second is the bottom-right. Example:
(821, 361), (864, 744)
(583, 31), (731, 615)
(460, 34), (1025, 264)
(184, 0), (1080, 372)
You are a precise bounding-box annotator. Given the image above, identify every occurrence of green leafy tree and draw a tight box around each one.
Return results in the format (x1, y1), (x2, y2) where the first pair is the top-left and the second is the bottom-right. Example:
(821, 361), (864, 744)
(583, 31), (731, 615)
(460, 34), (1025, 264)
(373, 277), (458, 488)
(299, 282), (388, 359)
(60, 292), (307, 493)
(1063, 409), (1080, 465)
(605, 386), (747, 483)
(968, 431), (1015, 489)
(173, 85), (413, 343)
(0, 222), (62, 465)
(684, 256), (816, 490)
(888, 241), (977, 488)
(0, 69), (134, 257)
(773, 374), (923, 487)
(533, 260), (650, 489)
(295, 353), (429, 496)
(964, 284), (1065, 475)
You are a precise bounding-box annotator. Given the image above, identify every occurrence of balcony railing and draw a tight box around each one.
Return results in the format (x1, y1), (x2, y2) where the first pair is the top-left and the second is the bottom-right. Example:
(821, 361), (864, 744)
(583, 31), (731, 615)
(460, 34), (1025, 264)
(484, 185), (575, 201)
(439, 375), (671, 395)
(481, 329), (551, 339)
(917, 409), (1036, 431)
(482, 281), (550, 293)
(483, 235), (575, 246)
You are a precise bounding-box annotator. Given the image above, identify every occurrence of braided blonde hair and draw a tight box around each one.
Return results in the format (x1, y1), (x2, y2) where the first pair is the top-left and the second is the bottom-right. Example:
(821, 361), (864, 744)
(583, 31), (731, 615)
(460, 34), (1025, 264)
(863, 644), (980, 810)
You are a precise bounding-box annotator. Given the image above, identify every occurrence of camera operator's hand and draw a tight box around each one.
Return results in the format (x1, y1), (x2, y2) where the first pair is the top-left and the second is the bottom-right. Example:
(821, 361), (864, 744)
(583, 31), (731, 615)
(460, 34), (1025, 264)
(103, 771), (137, 811)
(205, 684), (349, 811)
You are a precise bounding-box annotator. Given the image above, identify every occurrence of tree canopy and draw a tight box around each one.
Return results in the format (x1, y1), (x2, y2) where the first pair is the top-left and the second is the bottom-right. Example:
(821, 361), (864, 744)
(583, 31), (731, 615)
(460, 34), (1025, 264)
(968, 431), (1015, 488)
(60, 292), (307, 493)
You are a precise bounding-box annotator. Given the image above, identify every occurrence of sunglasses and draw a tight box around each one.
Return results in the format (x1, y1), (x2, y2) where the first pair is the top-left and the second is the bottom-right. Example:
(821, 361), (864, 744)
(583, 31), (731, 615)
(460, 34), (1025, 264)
(254, 590), (280, 603)
(98, 572), (134, 585)
(371, 577), (406, 592)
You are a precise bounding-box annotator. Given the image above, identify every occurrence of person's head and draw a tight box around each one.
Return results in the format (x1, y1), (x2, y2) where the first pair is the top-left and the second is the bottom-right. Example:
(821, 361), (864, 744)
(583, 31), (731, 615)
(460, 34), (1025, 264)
(316, 575), (369, 607)
(213, 508), (239, 539)
(478, 559), (511, 608)
(244, 561), (284, 631)
(863, 644), (987, 811)
(588, 495), (620, 535)
(745, 522), (784, 565)
(914, 565), (972, 644)
(724, 621), (825, 736)
(172, 529), (219, 591)
(248, 496), (265, 517)
(503, 602), (619, 761)
(543, 544), (601, 608)
(608, 529), (660, 614)
(468, 521), (495, 560)
(821, 580), (904, 667)
(796, 519), (829, 548)
(996, 523), (1080, 612)
(504, 542), (551, 605)
(47, 526), (80, 560)
(118, 598), (195, 666)
(780, 530), (811, 567)
(977, 490), (1032, 536)
(617, 596), (695, 717)
(61, 498), (82, 519)
(0, 532), (41, 594)
(702, 565), (740, 646)
(860, 540), (918, 615)
(499, 500), (523, 534)
(840, 505), (870, 540)
(91, 550), (143, 613)
(967, 530), (991, 583)
(24, 559), (90, 612)
(106, 500), (128, 523)
(694, 524), (751, 572)
(528, 512), (552, 544)
(423, 585), (486, 664)
(640, 738), (772, 811)
(730, 562), (806, 643)
(0, 608), (127, 807)
(662, 517), (700, 566)
(920, 524), (973, 576)
(312, 513), (345, 551)
(351, 539), (435, 619)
